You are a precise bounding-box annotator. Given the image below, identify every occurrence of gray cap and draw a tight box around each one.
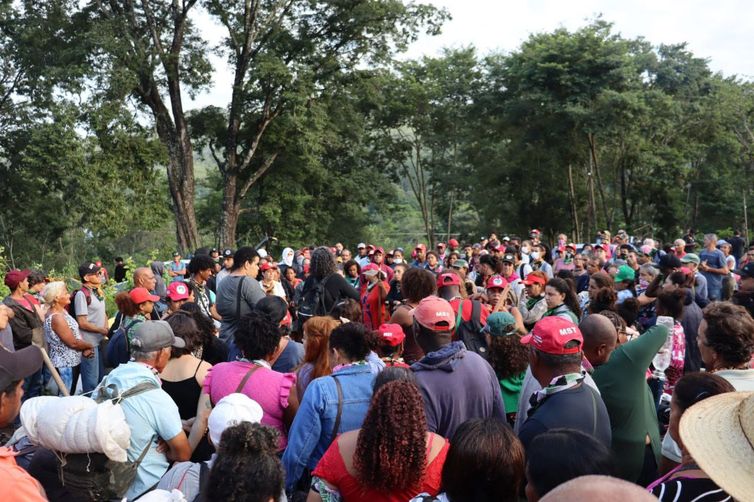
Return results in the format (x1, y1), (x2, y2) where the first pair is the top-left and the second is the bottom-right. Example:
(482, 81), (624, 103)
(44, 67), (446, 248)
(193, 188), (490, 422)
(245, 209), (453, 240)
(131, 321), (185, 352)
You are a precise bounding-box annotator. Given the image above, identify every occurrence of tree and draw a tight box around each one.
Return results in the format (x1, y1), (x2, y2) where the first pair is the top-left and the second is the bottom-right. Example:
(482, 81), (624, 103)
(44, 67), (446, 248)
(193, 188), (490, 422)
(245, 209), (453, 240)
(190, 0), (446, 247)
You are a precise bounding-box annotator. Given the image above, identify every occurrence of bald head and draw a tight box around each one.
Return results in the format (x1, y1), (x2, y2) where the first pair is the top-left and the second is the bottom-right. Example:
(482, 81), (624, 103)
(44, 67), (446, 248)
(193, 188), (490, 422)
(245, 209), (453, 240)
(133, 267), (157, 290)
(579, 314), (618, 367)
(540, 475), (657, 502)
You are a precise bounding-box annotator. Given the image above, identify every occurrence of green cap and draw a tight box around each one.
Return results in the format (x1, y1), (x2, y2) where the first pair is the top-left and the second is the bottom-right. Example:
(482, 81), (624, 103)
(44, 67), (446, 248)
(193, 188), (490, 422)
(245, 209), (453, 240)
(452, 259), (469, 269)
(483, 312), (517, 337)
(614, 264), (636, 283)
(681, 253), (700, 265)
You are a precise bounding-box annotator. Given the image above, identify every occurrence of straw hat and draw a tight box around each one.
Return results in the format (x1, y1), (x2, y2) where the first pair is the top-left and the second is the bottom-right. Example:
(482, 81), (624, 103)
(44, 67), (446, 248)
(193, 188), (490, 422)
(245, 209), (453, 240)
(680, 391), (754, 502)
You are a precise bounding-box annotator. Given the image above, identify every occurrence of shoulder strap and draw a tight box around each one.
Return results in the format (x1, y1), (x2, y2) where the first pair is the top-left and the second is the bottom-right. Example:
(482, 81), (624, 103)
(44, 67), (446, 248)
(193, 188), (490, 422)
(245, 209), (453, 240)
(453, 301), (464, 336)
(331, 375), (344, 440)
(471, 299), (481, 324)
(235, 276), (246, 319)
(119, 381), (159, 401)
(194, 461), (211, 502)
(235, 364), (260, 393)
(590, 386), (598, 436)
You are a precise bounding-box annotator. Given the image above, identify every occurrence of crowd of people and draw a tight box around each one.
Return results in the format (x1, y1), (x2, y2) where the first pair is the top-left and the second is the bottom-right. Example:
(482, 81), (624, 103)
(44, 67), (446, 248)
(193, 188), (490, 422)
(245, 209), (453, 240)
(0, 227), (753, 501)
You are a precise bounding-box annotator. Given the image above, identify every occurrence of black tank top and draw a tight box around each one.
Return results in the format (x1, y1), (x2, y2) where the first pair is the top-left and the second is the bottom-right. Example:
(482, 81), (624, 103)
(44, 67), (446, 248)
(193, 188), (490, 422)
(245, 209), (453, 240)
(162, 360), (214, 461)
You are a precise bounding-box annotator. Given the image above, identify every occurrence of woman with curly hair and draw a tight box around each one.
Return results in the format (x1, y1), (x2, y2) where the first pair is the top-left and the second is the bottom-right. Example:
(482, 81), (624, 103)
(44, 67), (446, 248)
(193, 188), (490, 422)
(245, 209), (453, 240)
(295, 316), (340, 396)
(188, 311), (299, 453)
(483, 312), (529, 427)
(584, 272), (616, 317)
(389, 267), (437, 364)
(204, 422), (284, 502)
(299, 247), (360, 316)
(309, 380), (449, 501)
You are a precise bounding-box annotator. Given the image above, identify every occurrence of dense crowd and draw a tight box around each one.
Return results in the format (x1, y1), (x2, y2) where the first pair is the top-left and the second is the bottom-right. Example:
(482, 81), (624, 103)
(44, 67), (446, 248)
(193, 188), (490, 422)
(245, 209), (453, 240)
(0, 228), (753, 501)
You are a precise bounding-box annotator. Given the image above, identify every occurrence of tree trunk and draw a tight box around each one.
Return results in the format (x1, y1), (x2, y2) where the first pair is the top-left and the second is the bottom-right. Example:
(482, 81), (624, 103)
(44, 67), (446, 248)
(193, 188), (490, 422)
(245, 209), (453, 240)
(567, 164), (580, 243)
(219, 171), (241, 248)
(588, 133), (612, 230)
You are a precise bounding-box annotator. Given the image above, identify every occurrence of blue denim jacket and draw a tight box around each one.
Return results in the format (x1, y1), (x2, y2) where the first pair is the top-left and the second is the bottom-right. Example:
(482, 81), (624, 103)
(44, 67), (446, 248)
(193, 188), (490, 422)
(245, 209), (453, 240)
(282, 363), (375, 490)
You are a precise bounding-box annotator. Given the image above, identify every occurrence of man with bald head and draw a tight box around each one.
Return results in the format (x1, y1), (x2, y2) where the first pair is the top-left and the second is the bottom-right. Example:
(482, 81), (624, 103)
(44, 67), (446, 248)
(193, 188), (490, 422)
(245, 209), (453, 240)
(540, 475), (657, 502)
(582, 314), (669, 485)
(133, 267), (160, 320)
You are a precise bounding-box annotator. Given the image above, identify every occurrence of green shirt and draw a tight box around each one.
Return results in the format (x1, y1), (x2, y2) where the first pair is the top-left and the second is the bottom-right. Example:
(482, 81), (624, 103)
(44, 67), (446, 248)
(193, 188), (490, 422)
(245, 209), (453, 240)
(591, 325), (669, 483)
(499, 371), (526, 416)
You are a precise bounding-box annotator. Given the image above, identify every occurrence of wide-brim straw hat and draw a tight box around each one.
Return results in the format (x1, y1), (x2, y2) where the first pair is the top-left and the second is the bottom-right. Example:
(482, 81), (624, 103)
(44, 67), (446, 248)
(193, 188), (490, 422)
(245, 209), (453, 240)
(680, 391), (754, 502)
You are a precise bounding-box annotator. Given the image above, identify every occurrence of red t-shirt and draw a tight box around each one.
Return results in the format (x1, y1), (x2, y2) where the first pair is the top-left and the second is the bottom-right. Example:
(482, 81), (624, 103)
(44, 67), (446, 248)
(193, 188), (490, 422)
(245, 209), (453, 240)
(361, 281), (390, 331)
(312, 435), (449, 502)
(448, 298), (490, 340)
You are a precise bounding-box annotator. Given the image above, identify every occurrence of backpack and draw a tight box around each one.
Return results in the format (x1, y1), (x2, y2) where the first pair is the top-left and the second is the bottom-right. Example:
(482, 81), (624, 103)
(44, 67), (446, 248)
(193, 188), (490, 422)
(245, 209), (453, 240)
(106, 318), (143, 368)
(54, 377), (159, 500)
(454, 299), (487, 358)
(67, 287), (91, 318)
(296, 274), (335, 329)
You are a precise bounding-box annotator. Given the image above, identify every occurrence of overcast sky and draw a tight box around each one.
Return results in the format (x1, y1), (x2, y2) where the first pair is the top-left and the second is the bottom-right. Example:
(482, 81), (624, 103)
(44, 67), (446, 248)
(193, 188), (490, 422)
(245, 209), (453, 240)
(189, 0), (754, 109)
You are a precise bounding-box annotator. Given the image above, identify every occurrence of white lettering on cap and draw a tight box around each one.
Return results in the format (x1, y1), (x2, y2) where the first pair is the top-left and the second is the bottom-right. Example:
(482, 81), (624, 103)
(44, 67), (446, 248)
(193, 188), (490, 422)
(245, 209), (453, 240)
(558, 327), (577, 336)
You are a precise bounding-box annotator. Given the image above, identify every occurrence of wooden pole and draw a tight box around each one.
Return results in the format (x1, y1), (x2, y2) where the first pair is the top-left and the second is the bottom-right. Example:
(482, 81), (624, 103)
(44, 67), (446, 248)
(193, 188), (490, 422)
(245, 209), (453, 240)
(36, 344), (70, 397)
(744, 188), (750, 244)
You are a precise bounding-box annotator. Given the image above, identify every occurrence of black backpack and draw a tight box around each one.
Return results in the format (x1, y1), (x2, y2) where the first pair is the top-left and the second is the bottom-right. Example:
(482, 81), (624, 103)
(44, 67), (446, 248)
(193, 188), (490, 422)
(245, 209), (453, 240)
(106, 318), (142, 367)
(296, 274), (335, 328)
(454, 299), (488, 358)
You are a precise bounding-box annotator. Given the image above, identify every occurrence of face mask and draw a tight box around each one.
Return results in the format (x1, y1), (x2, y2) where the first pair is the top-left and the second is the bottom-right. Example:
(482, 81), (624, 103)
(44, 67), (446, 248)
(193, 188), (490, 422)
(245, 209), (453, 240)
(521, 246), (530, 255)
(530, 251), (540, 261)
(393, 258), (403, 264)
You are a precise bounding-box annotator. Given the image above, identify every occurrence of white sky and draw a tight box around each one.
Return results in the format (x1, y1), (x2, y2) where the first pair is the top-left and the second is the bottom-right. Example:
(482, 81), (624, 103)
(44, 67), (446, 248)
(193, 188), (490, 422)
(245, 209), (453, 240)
(188, 0), (754, 110)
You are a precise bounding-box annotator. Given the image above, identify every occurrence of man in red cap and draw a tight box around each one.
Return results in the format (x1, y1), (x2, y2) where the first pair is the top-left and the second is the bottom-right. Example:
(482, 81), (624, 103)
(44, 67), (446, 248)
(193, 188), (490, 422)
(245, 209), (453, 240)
(485, 274), (509, 310)
(436, 273), (489, 354)
(376, 323), (409, 368)
(411, 244), (428, 269)
(517, 316), (611, 449)
(447, 238), (460, 253)
(2, 269), (44, 398)
(369, 246), (394, 282)
(410, 296), (505, 438)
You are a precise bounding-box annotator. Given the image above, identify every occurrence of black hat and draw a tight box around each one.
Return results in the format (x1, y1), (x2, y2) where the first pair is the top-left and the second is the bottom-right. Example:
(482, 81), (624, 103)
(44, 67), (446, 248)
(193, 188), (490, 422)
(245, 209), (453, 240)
(655, 254), (682, 270)
(210, 248), (218, 253)
(502, 253), (516, 264)
(0, 346), (43, 390)
(222, 248), (234, 258)
(78, 261), (101, 280)
(734, 262), (754, 280)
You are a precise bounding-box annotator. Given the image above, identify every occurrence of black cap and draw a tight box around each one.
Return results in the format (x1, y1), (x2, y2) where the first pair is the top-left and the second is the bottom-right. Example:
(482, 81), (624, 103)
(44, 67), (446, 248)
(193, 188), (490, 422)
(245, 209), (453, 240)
(78, 261), (101, 280)
(502, 253), (516, 264)
(0, 346), (43, 389)
(210, 248), (218, 253)
(734, 262), (754, 280)
(655, 254), (682, 270)
(222, 248), (234, 258)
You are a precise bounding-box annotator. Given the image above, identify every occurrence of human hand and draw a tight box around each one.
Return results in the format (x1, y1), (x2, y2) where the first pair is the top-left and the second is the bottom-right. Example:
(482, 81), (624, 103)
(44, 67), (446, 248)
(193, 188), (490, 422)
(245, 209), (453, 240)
(156, 438), (168, 454)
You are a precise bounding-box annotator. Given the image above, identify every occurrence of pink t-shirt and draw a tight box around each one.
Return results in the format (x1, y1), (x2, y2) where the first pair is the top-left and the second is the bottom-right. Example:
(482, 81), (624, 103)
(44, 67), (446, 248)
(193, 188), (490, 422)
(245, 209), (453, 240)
(204, 361), (296, 449)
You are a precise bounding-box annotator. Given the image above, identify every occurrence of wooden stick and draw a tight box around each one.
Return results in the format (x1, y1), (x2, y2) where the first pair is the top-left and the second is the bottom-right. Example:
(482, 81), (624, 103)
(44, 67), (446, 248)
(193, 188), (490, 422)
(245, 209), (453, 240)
(35, 344), (70, 397)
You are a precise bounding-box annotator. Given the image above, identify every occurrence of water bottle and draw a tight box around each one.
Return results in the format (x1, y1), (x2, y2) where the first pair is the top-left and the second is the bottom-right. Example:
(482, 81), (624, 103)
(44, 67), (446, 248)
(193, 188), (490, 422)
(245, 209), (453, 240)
(652, 316), (675, 379)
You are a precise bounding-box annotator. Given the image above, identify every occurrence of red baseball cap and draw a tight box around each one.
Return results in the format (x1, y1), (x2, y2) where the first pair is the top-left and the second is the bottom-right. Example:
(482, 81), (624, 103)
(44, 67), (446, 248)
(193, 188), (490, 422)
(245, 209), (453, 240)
(522, 274), (547, 286)
(437, 242), (446, 249)
(4, 269), (31, 290)
(378, 323), (405, 347)
(437, 273), (461, 289)
(448, 238), (459, 248)
(594, 244), (608, 251)
(411, 296), (455, 332)
(167, 281), (190, 301)
(361, 263), (381, 277)
(415, 243), (426, 251)
(486, 275), (508, 290)
(520, 317), (583, 355)
(260, 262), (275, 272)
(372, 246), (385, 255)
(129, 287), (160, 305)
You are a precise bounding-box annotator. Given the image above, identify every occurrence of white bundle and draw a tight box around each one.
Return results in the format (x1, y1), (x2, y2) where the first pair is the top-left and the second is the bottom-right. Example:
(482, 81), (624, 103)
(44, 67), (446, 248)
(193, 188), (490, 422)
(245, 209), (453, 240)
(20, 395), (131, 462)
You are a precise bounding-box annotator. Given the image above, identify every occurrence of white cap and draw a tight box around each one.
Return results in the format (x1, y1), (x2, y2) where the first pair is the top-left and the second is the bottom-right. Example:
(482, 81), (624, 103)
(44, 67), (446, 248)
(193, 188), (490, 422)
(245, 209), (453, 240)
(207, 393), (264, 446)
(257, 248), (268, 258)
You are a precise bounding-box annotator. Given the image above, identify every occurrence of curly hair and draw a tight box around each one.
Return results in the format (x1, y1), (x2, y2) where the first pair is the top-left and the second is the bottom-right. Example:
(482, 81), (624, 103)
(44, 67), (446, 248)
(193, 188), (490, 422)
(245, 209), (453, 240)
(589, 272), (615, 291)
(329, 321), (370, 361)
(702, 302), (754, 366)
(188, 254), (216, 275)
(207, 422), (283, 502)
(487, 334), (529, 380)
(310, 247), (337, 280)
(343, 259), (361, 278)
(401, 267), (436, 303)
(589, 288), (616, 314)
(299, 316), (339, 380)
(234, 311), (282, 360)
(442, 418), (525, 502)
(114, 291), (139, 316)
(354, 380), (427, 492)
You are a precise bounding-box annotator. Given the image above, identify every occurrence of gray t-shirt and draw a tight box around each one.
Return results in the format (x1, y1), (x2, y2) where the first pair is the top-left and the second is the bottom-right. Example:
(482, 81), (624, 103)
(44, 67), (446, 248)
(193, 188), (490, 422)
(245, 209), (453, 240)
(74, 288), (107, 345)
(216, 274), (265, 344)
